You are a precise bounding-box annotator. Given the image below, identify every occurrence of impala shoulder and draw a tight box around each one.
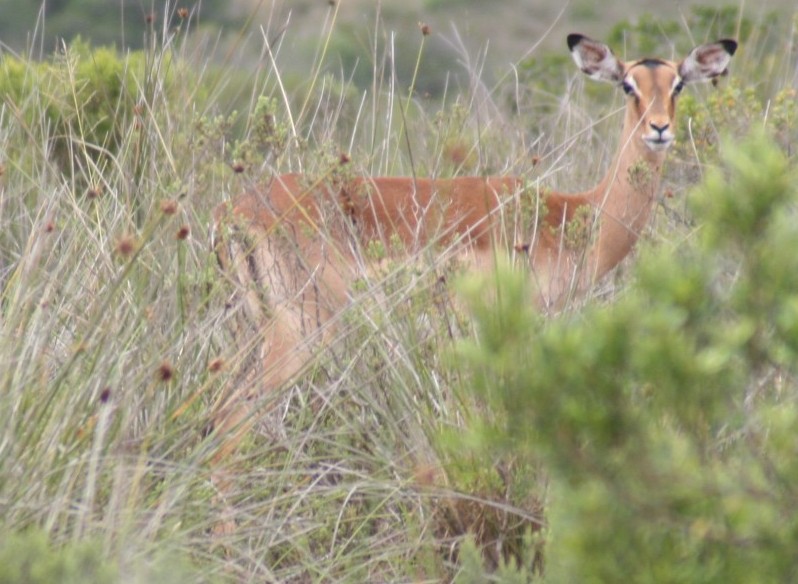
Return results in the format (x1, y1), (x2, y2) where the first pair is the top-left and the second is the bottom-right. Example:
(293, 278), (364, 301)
(213, 191), (258, 224)
(542, 191), (594, 225)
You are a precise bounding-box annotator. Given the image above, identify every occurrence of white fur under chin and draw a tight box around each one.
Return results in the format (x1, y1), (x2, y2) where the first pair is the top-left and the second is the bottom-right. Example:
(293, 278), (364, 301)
(644, 138), (674, 152)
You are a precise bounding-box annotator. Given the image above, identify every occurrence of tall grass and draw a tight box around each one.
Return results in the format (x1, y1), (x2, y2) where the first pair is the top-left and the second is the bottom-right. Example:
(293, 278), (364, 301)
(0, 2), (794, 582)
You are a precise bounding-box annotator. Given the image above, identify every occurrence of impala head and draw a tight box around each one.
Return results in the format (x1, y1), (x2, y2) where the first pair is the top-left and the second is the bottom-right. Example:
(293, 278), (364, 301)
(568, 34), (737, 154)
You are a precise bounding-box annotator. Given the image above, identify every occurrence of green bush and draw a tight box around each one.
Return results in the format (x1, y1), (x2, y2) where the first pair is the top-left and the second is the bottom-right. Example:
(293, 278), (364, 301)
(0, 529), (218, 584)
(456, 131), (798, 581)
(0, 530), (115, 584)
(0, 39), (176, 171)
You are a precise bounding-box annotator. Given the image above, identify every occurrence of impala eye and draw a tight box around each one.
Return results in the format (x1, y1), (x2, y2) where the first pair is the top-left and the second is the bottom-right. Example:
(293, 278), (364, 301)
(621, 81), (635, 96)
(673, 80), (685, 96)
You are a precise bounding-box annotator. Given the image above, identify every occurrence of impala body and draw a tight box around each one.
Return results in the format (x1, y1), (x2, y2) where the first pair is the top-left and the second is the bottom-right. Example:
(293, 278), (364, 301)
(209, 34), (737, 525)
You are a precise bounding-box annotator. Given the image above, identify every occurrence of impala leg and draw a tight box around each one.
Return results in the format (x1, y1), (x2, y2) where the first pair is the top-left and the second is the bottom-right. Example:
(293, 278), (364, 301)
(209, 296), (319, 535)
(211, 223), (345, 537)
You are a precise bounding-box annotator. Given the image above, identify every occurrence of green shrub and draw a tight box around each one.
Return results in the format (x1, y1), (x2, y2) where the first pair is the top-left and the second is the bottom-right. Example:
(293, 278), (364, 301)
(456, 131), (798, 581)
(0, 530), (115, 584)
(0, 529), (218, 584)
(0, 39), (176, 171)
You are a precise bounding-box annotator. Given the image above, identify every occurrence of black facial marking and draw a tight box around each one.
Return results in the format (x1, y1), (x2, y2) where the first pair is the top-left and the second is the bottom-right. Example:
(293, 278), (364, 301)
(635, 58), (668, 69)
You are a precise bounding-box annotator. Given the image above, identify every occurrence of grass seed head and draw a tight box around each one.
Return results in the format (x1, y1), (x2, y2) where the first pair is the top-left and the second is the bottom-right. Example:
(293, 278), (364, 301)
(160, 199), (179, 215)
(176, 225), (190, 240)
(157, 361), (174, 382)
(114, 234), (138, 258)
(413, 462), (440, 487)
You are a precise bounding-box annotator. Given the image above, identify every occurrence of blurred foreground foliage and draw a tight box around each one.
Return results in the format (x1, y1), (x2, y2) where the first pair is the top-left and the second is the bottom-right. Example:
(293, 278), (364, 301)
(455, 131), (798, 581)
(0, 528), (216, 584)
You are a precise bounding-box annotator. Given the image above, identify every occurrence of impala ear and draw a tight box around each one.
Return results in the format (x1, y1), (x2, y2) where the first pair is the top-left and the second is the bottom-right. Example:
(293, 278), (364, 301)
(678, 39), (738, 83)
(568, 33), (625, 84)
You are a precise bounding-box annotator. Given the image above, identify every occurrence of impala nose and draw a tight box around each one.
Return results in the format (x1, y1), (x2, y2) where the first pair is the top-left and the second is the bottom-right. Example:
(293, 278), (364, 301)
(650, 122), (670, 138)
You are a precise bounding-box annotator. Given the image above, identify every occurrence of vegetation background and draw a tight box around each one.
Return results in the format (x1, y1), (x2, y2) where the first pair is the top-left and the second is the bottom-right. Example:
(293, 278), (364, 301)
(0, 0), (796, 582)
(0, 0), (780, 93)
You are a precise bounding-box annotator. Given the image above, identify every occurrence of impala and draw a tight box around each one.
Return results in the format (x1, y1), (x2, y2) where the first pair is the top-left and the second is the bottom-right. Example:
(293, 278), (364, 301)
(209, 33), (737, 520)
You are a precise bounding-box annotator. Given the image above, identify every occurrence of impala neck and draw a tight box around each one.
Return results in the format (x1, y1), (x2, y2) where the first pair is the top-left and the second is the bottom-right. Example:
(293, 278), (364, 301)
(584, 109), (667, 281)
